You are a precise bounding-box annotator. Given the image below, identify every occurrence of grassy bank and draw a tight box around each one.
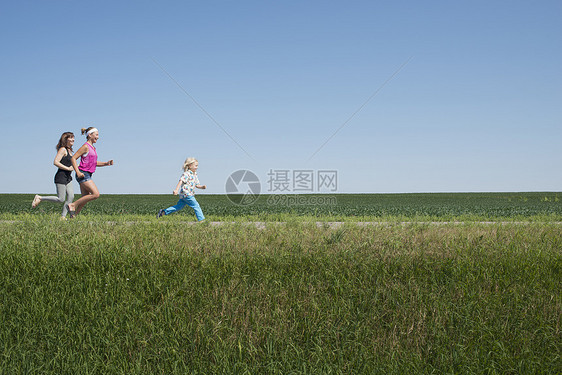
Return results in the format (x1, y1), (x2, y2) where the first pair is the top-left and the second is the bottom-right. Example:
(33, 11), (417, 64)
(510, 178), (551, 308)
(1, 219), (560, 373)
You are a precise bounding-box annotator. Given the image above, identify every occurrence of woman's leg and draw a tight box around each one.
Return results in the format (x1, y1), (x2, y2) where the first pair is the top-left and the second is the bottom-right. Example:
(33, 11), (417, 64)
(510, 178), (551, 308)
(68, 180), (99, 215)
(61, 183), (75, 217)
(35, 184), (66, 205)
(163, 198), (187, 215)
(184, 196), (205, 221)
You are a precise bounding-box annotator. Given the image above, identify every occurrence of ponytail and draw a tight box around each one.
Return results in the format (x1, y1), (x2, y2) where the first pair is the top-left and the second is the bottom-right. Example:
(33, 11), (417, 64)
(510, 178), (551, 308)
(81, 127), (98, 140)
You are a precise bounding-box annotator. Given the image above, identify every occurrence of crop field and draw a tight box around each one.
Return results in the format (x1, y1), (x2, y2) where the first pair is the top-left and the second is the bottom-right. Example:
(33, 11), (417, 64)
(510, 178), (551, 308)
(1, 191), (561, 221)
(1, 193), (561, 374)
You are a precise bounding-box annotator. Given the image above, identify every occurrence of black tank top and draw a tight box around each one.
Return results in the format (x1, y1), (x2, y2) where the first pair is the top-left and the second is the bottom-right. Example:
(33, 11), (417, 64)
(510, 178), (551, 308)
(54, 148), (73, 185)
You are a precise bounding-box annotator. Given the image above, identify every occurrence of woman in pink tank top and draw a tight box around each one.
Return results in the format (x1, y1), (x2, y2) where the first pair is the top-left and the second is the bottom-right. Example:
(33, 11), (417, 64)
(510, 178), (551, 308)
(67, 126), (114, 218)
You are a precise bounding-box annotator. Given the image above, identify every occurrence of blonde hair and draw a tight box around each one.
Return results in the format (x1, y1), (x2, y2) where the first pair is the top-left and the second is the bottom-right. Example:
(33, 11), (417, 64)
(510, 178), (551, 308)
(182, 157), (198, 171)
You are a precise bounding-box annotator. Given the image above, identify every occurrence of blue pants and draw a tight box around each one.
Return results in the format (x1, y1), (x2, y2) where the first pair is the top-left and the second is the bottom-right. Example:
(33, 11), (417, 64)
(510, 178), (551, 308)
(164, 195), (205, 221)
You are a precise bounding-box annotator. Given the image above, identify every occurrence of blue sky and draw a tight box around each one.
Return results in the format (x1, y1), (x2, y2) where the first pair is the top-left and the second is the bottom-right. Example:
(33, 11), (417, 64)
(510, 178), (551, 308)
(1, 0), (560, 194)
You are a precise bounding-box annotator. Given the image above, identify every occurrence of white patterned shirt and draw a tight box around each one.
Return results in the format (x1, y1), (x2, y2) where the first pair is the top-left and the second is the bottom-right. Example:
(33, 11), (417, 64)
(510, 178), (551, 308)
(179, 170), (199, 198)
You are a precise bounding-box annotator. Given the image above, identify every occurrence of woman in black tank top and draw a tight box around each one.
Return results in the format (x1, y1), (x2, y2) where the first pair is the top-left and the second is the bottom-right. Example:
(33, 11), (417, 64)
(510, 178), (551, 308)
(31, 132), (77, 219)
(54, 150), (73, 185)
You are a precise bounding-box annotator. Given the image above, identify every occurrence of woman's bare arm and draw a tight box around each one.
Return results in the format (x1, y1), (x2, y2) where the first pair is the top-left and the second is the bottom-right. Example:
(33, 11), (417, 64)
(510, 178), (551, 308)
(53, 148), (72, 171)
(71, 144), (89, 177)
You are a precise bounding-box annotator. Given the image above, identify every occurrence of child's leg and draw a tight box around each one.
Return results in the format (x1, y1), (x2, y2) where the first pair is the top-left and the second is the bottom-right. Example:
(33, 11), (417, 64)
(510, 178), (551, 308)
(164, 198), (187, 215)
(184, 196), (205, 221)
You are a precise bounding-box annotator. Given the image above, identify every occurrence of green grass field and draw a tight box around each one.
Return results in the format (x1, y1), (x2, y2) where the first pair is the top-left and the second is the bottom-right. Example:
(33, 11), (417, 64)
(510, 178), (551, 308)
(1, 193), (561, 374)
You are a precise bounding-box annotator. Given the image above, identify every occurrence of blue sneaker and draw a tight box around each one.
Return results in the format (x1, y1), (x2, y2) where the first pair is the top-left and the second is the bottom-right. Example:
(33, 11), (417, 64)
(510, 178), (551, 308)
(157, 209), (165, 218)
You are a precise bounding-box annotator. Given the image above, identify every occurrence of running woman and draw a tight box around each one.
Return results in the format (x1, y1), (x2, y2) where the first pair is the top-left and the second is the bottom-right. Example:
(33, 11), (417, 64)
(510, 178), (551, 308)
(31, 132), (76, 219)
(67, 127), (113, 217)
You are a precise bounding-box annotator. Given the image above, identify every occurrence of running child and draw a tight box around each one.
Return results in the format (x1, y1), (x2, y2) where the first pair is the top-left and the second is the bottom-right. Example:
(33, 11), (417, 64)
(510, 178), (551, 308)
(158, 157), (206, 221)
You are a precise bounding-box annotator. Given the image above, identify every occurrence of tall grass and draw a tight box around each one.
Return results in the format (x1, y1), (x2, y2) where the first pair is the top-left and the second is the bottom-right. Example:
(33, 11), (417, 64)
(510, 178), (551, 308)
(1, 219), (560, 373)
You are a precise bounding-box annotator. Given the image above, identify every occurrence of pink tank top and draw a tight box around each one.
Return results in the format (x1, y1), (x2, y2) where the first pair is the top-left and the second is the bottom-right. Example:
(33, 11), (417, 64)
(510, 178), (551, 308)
(79, 143), (98, 173)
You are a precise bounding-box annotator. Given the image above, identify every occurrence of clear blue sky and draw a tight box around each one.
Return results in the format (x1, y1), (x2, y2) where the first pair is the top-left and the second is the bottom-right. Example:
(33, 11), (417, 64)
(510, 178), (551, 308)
(1, 0), (560, 194)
